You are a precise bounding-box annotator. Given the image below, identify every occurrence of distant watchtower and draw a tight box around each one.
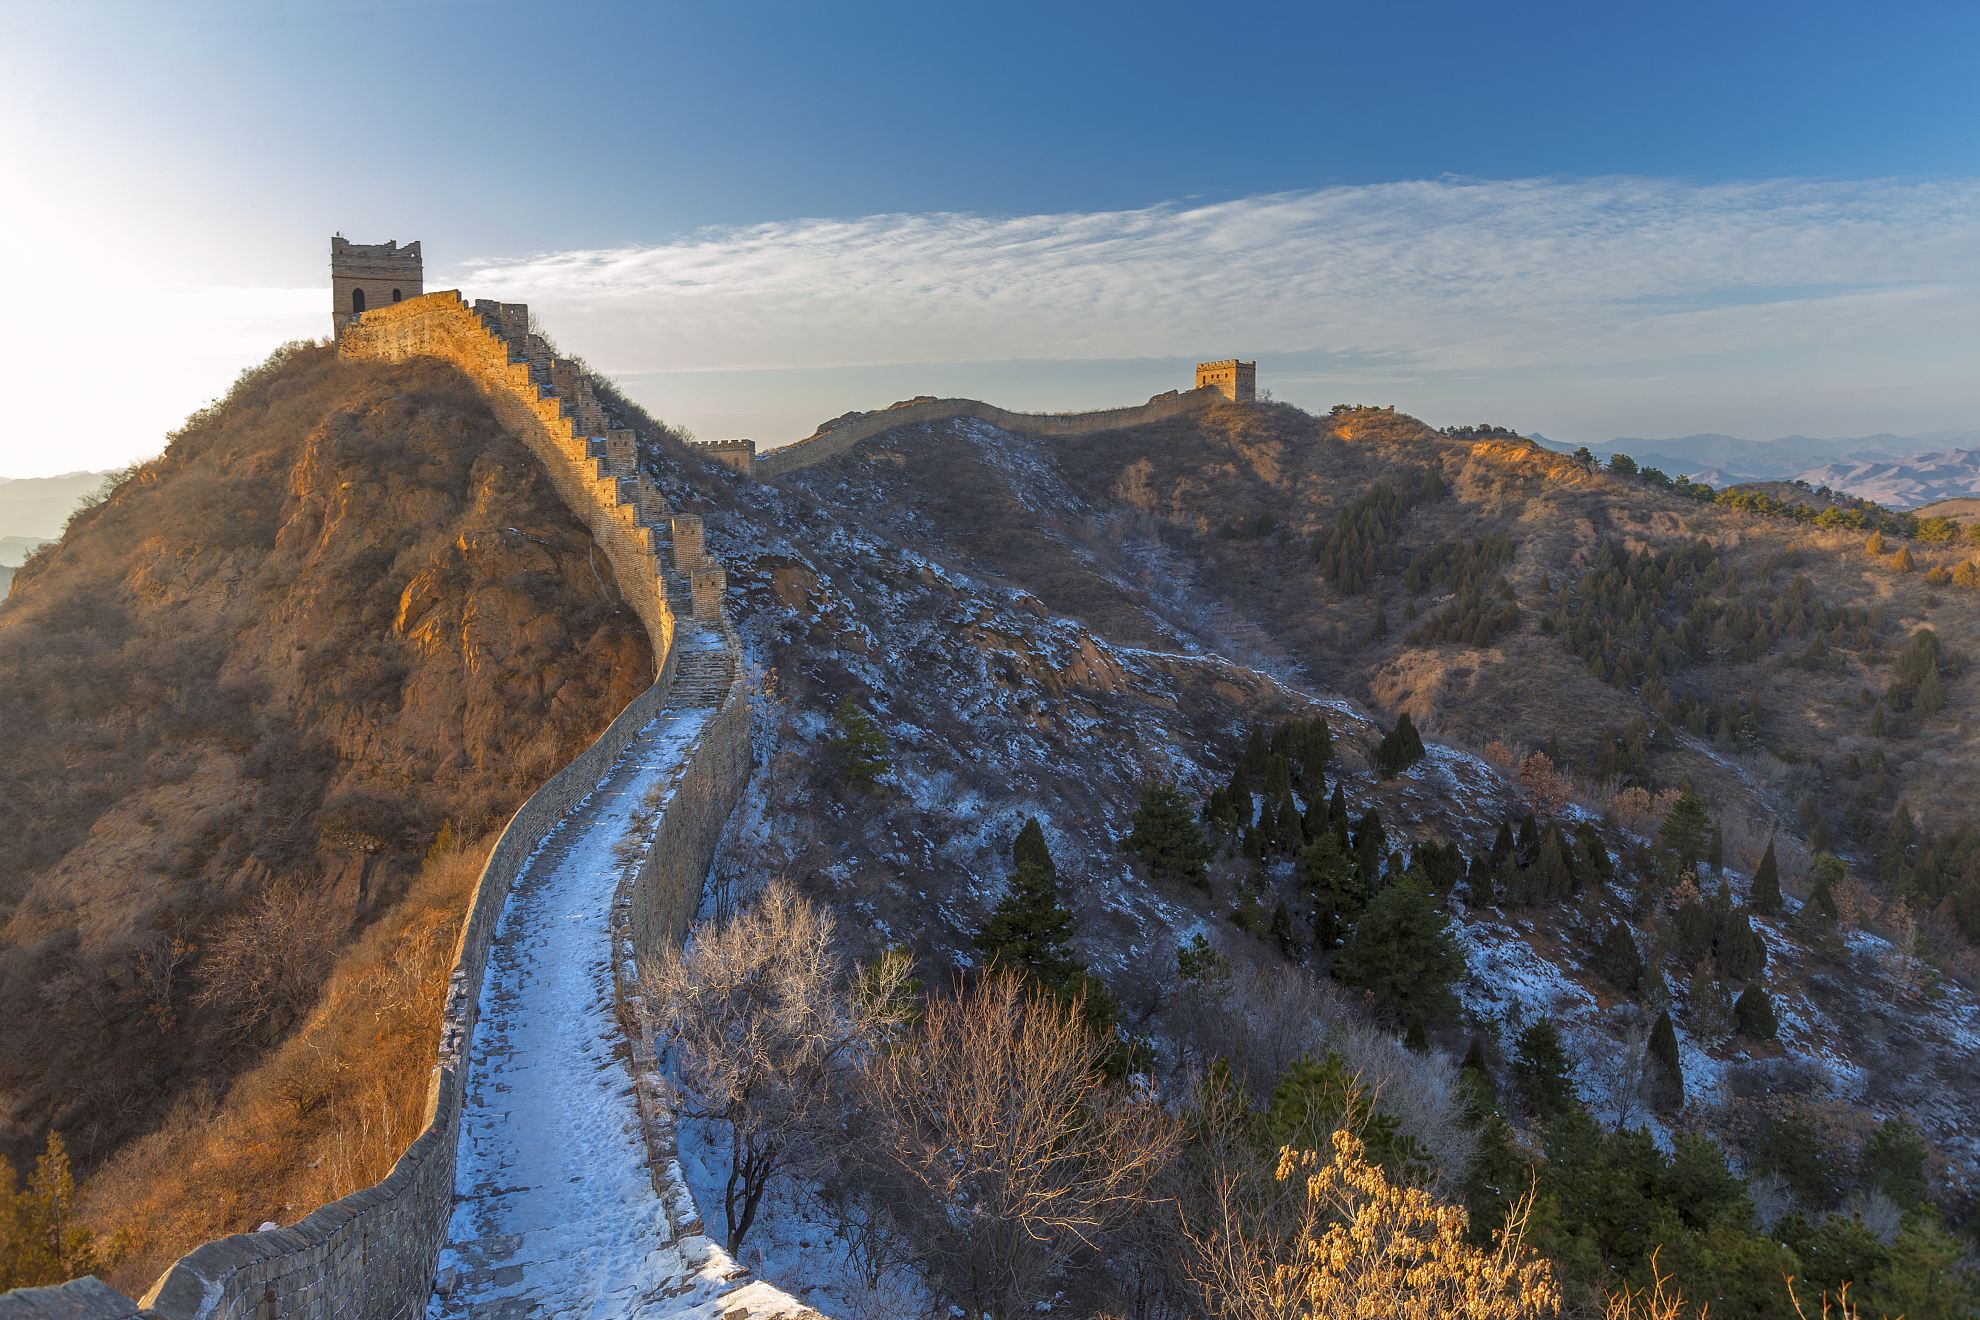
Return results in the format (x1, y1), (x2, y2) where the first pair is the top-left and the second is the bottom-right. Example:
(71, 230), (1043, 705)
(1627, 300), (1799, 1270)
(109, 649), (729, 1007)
(1195, 359), (1256, 402)
(331, 236), (423, 337)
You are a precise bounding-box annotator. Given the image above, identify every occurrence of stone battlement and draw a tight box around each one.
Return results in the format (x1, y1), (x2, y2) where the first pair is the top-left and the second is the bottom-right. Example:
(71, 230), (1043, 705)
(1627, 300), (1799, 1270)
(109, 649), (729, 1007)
(688, 437), (757, 475)
(1194, 358), (1256, 402)
(330, 236), (423, 338)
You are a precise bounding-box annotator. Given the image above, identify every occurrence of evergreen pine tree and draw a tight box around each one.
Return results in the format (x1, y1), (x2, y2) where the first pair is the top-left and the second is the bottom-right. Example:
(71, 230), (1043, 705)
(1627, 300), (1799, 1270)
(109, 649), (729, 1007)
(1268, 900), (1299, 960)
(1512, 1019), (1576, 1118)
(974, 819), (1079, 987)
(1750, 837), (1782, 914)
(1653, 789), (1712, 884)
(1242, 724), (1271, 776)
(1333, 871), (1463, 1023)
(828, 694), (890, 787)
(1328, 783), (1350, 847)
(1299, 832), (1362, 948)
(1646, 1009), (1685, 1111)
(1861, 1117), (1929, 1209)
(1351, 810), (1388, 888)
(1488, 820), (1515, 870)
(1687, 953), (1731, 1039)
(1273, 787), (1301, 855)
(1467, 851), (1497, 907)
(1732, 985), (1777, 1040)
(1264, 754), (1292, 800)
(1128, 781), (1214, 890)
(1374, 710), (1427, 775)
(1514, 814), (1540, 868)
(1226, 765), (1253, 830)
(1575, 820), (1616, 889)
(1719, 910), (1766, 981)
(1012, 816), (1055, 879)
(1532, 825), (1575, 905)
(1300, 790), (1327, 845)
(1593, 920), (1644, 994)
(1, 1132), (102, 1287)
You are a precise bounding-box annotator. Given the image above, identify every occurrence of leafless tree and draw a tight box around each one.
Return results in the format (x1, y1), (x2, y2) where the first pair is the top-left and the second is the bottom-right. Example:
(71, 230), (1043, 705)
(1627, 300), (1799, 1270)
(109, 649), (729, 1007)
(641, 880), (908, 1250)
(194, 880), (342, 1038)
(860, 971), (1180, 1318)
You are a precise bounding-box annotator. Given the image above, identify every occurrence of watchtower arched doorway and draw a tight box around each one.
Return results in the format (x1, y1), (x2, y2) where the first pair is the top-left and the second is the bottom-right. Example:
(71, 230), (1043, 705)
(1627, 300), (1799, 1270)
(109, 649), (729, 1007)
(351, 287), (366, 314)
(392, 288), (402, 302)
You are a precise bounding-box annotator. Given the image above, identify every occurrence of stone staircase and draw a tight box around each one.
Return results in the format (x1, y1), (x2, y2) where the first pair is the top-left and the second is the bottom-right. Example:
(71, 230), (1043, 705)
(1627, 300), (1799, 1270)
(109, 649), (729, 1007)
(665, 641), (736, 708)
(463, 298), (730, 626)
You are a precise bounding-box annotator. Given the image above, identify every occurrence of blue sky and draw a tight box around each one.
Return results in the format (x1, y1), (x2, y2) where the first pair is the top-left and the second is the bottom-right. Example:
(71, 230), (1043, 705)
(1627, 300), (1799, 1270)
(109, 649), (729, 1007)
(3, 0), (1978, 474)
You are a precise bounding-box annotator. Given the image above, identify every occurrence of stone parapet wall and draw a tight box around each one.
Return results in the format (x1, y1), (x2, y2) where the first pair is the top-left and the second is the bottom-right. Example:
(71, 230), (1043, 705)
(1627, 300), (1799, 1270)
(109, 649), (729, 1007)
(123, 656), (679, 1319)
(755, 386), (1219, 477)
(1, 291), (772, 1317)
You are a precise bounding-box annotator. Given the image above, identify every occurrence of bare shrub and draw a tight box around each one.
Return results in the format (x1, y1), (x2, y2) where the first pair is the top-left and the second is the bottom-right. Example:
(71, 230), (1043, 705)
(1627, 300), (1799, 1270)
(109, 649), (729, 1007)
(860, 971), (1180, 1317)
(194, 881), (342, 1038)
(641, 880), (906, 1250)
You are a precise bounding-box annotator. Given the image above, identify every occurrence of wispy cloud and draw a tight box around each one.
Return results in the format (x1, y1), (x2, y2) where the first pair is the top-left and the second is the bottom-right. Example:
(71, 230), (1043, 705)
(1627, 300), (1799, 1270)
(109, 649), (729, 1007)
(452, 176), (1980, 382)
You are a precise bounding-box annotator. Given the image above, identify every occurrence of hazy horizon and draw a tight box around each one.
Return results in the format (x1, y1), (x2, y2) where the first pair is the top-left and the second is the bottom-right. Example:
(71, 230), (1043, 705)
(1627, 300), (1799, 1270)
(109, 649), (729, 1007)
(5, 1), (1979, 477)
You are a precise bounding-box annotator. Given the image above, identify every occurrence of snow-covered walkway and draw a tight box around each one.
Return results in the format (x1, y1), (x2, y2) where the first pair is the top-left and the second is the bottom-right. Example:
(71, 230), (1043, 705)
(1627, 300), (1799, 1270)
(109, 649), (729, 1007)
(425, 701), (764, 1319)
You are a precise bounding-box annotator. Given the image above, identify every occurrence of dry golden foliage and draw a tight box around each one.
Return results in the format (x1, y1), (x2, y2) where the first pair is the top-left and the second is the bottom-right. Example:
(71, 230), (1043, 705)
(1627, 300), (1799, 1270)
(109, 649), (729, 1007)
(84, 842), (483, 1292)
(1187, 1129), (1560, 1320)
(1516, 751), (1572, 818)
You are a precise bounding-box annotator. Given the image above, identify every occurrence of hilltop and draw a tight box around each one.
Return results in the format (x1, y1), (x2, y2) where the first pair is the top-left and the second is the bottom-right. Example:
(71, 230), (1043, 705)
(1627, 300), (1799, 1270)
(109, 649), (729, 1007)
(0, 344), (651, 1284)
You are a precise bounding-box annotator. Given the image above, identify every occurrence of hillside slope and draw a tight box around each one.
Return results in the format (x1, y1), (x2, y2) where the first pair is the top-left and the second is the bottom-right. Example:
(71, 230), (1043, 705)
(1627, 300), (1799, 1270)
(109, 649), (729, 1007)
(0, 344), (651, 1277)
(604, 397), (1980, 1311)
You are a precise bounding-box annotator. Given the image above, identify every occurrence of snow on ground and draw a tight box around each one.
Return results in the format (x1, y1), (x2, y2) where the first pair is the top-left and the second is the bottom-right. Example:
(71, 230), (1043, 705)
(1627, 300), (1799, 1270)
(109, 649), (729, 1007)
(428, 705), (807, 1319)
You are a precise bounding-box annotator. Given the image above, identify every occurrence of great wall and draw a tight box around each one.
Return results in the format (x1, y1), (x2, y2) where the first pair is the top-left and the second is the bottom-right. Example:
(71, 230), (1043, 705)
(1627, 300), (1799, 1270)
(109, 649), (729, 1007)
(0, 239), (1259, 1318)
(0, 287), (810, 1319)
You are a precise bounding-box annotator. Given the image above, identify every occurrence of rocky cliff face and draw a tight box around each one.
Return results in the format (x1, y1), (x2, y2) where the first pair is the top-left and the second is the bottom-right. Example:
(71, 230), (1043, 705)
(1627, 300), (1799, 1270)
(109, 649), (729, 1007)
(0, 344), (650, 1179)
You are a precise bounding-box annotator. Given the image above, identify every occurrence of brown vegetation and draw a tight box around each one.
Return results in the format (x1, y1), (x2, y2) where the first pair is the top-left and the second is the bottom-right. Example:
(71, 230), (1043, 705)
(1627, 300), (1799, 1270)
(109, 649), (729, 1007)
(0, 343), (649, 1283)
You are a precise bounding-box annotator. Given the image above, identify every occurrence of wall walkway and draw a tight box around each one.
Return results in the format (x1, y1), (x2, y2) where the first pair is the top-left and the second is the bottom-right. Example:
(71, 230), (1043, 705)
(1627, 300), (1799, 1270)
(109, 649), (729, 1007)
(0, 296), (798, 1318)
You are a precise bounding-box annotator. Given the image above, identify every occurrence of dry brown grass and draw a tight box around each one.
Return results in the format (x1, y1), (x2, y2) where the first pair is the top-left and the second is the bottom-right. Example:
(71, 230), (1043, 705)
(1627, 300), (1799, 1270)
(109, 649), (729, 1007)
(83, 839), (483, 1293)
(0, 343), (649, 1253)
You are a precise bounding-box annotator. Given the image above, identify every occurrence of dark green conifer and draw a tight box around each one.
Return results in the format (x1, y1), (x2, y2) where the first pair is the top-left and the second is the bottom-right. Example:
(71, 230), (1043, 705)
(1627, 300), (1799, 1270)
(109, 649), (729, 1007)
(1646, 1009), (1684, 1111)
(1128, 780), (1214, 890)
(1351, 810), (1387, 887)
(1512, 1019), (1576, 1117)
(975, 819), (1079, 987)
(1732, 985), (1777, 1040)
(1749, 837), (1782, 914)
(1654, 789), (1713, 884)
(1374, 710), (1427, 775)
(1333, 871), (1463, 1023)
(1593, 920), (1644, 994)
(1328, 783), (1350, 847)
(828, 694), (890, 787)
(1299, 831), (1362, 948)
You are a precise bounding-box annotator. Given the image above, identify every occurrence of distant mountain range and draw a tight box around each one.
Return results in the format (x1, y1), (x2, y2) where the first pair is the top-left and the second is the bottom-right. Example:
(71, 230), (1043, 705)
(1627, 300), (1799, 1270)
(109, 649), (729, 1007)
(0, 470), (115, 542)
(1532, 431), (1980, 509)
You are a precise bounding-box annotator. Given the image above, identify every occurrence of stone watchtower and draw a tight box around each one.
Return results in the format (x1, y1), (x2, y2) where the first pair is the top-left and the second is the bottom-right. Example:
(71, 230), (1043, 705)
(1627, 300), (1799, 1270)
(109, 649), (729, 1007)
(331, 236), (423, 337)
(1195, 358), (1257, 402)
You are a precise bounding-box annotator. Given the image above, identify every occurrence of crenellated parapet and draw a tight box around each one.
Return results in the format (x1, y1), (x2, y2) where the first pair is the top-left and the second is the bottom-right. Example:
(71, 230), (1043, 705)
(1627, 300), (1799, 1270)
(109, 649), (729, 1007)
(337, 292), (734, 655)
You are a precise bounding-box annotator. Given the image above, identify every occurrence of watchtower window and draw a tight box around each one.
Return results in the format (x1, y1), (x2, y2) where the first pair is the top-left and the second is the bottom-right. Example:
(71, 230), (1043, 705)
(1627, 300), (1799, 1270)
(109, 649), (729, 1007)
(351, 287), (366, 314)
(392, 288), (402, 303)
